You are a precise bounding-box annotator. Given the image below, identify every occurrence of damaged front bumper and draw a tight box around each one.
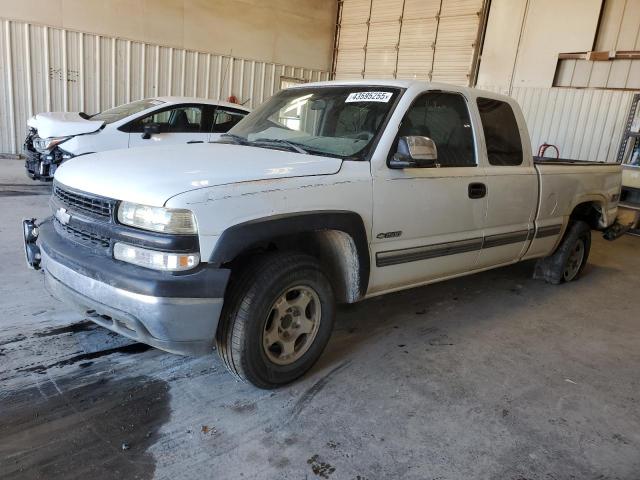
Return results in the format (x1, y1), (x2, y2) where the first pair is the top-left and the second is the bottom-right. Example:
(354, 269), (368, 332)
(26, 219), (230, 356)
(24, 147), (74, 181)
(23, 131), (74, 181)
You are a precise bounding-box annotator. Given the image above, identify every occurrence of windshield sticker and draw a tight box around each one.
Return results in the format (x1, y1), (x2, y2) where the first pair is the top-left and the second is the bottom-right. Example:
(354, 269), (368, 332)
(345, 91), (393, 103)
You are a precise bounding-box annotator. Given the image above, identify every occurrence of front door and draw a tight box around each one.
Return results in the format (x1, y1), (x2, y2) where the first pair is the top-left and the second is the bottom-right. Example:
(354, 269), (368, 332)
(128, 104), (209, 147)
(369, 91), (488, 294)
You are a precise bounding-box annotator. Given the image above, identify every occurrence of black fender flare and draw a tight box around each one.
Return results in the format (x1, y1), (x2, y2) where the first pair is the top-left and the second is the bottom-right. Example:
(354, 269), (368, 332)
(208, 211), (370, 296)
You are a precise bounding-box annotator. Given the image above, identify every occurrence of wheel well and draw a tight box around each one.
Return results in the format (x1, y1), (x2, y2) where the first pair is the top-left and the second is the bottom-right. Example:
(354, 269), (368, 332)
(569, 202), (604, 229)
(222, 229), (363, 304)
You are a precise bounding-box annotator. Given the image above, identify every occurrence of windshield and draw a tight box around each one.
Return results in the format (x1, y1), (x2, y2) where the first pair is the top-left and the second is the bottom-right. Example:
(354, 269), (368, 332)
(225, 86), (402, 159)
(91, 99), (165, 124)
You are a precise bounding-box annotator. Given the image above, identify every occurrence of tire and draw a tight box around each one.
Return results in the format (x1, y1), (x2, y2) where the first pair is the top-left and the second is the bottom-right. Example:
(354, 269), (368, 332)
(533, 220), (591, 285)
(216, 252), (335, 388)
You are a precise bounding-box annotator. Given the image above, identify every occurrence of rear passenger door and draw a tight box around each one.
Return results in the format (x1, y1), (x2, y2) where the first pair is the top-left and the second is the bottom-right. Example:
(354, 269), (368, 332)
(475, 97), (538, 268)
(208, 107), (248, 141)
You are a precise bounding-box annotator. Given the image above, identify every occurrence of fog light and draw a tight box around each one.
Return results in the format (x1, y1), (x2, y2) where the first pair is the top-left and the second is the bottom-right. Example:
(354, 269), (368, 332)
(113, 242), (199, 272)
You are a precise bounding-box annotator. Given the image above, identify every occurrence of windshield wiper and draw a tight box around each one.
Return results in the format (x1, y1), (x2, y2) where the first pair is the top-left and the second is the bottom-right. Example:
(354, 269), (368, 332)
(218, 134), (348, 159)
(216, 133), (251, 145)
(251, 138), (309, 155)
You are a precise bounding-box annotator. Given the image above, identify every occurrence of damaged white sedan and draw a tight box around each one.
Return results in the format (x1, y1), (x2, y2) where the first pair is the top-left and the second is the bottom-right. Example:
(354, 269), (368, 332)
(24, 97), (250, 181)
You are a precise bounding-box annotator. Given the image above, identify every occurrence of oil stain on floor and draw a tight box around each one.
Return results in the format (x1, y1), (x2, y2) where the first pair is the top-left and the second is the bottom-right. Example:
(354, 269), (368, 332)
(0, 373), (170, 480)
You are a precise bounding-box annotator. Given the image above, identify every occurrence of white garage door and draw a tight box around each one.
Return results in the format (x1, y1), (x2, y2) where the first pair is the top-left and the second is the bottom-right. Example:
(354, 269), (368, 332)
(334, 0), (485, 85)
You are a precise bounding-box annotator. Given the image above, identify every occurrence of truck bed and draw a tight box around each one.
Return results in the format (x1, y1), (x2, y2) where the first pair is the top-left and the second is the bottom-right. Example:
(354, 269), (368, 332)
(533, 156), (611, 166)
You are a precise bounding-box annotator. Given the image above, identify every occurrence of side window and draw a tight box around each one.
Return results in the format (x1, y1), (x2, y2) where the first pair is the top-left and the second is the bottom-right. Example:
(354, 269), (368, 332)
(134, 106), (204, 133)
(211, 109), (246, 133)
(476, 98), (523, 166)
(398, 92), (475, 167)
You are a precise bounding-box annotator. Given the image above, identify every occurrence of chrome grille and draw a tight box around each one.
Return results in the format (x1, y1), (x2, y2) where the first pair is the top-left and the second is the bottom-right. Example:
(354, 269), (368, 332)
(54, 184), (113, 218)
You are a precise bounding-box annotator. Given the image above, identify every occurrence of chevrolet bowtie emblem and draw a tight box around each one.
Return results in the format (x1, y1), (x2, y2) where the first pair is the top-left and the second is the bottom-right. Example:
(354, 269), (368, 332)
(55, 207), (71, 225)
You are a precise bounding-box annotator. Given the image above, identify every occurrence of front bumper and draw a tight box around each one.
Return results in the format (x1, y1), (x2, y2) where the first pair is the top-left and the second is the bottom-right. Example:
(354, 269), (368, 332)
(24, 148), (48, 180)
(23, 145), (69, 181)
(36, 220), (230, 356)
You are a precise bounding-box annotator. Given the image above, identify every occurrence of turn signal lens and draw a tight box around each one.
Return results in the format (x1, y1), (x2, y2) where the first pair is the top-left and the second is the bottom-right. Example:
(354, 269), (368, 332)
(113, 242), (199, 271)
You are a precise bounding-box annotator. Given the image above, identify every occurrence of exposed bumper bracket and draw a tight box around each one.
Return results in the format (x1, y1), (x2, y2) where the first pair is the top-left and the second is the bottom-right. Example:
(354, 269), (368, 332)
(23, 218), (42, 269)
(602, 218), (632, 241)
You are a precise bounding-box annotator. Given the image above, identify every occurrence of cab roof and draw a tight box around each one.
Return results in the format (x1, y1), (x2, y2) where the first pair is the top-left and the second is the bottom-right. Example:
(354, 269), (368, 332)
(287, 79), (513, 104)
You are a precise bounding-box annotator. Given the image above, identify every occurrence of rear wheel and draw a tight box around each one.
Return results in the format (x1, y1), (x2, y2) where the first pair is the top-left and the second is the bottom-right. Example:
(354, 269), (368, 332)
(562, 236), (586, 282)
(534, 220), (591, 284)
(216, 252), (335, 388)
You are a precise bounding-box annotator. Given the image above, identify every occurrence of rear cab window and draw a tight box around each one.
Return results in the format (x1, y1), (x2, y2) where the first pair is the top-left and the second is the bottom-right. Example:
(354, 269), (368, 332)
(476, 98), (523, 166)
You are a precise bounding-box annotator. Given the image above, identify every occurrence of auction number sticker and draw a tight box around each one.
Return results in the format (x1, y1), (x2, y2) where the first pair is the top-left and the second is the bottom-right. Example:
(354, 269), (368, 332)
(345, 91), (393, 103)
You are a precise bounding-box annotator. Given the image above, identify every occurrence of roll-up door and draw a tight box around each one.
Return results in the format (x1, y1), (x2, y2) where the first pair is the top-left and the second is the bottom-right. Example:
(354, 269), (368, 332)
(334, 0), (486, 86)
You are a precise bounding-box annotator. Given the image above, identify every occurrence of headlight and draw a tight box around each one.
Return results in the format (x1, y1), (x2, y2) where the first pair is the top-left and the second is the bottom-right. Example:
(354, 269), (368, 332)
(113, 243), (199, 271)
(34, 136), (70, 152)
(117, 202), (197, 234)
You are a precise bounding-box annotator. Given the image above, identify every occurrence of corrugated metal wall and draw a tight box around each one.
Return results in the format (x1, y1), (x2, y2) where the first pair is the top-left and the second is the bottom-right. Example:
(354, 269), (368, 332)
(0, 18), (330, 154)
(509, 87), (634, 162)
(333, 0), (485, 85)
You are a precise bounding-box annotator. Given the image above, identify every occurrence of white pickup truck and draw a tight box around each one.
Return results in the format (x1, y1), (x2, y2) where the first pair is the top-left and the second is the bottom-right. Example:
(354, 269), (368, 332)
(24, 80), (622, 388)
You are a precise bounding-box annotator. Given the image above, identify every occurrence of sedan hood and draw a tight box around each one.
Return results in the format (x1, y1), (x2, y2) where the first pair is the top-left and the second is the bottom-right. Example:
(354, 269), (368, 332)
(28, 112), (104, 138)
(54, 143), (343, 206)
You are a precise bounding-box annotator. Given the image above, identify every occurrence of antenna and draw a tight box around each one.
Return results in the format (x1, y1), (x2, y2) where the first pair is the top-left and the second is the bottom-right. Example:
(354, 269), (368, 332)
(220, 50), (233, 101)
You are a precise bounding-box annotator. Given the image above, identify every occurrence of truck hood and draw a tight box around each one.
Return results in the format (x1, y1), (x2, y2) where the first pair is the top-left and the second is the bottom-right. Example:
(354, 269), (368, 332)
(54, 143), (343, 206)
(27, 112), (104, 138)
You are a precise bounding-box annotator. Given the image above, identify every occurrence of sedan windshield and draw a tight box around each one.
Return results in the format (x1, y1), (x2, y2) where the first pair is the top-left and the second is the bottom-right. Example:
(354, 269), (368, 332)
(225, 86), (402, 159)
(91, 99), (165, 124)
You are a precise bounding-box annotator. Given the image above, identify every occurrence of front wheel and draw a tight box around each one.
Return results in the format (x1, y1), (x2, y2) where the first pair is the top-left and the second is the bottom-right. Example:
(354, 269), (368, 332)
(534, 220), (591, 284)
(216, 252), (335, 388)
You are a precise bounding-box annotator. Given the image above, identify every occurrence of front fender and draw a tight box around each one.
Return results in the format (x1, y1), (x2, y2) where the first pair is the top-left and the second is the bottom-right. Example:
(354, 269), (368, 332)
(209, 210), (371, 296)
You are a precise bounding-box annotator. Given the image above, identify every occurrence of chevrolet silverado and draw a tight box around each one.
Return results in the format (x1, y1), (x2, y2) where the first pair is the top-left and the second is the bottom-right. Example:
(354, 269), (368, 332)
(23, 80), (623, 388)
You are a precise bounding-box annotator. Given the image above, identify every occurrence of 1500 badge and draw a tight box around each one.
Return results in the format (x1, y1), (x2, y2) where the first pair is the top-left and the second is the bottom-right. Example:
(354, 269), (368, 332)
(376, 231), (402, 239)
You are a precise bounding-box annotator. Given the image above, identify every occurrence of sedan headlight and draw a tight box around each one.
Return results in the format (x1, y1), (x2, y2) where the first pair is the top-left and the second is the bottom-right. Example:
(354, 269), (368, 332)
(34, 136), (70, 152)
(117, 202), (197, 234)
(113, 243), (199, 271)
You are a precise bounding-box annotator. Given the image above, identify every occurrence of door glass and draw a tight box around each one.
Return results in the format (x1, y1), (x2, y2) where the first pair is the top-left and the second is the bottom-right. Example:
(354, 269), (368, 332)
(138, 106), (204, 133)
(212, 109), (247, 133)
(476, 98), (523, 166)
(399, 92), (476, 167)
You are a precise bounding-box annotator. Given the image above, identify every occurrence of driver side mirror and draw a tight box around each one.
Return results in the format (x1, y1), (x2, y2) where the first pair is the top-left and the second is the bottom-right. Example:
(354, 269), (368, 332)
(389, 136), (438, 169)
(141, 123), (161, 139)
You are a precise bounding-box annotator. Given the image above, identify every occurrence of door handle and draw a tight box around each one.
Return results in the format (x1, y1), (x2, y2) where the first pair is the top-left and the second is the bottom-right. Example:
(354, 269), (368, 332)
(468, 182), (487, 199)
(187, 140), (204, 144)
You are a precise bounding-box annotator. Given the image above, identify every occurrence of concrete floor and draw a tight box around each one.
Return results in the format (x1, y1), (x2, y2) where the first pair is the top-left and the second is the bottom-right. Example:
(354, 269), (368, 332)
(1, 158), (639, 480)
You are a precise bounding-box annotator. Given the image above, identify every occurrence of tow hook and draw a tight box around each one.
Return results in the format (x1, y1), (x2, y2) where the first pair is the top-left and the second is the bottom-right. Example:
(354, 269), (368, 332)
(23, 218), (41, 270)
(602, 219), (631, 241)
